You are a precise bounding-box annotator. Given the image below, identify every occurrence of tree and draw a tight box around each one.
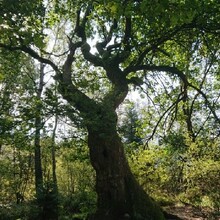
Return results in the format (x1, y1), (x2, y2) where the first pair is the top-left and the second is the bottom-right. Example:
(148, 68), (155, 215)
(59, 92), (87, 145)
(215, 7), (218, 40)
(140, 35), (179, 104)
(34, 62), (59, 220)
(33, 62), (45, 216)
(118, 102), (143, 153)
(0, 49), (38, 204)
(0, 0), (219, 219)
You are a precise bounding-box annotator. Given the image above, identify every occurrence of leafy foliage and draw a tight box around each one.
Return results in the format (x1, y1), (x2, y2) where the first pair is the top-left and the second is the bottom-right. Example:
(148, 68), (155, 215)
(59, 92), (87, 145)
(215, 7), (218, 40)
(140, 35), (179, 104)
(0, 0), (220, 219)
(127, 131), (220, 212)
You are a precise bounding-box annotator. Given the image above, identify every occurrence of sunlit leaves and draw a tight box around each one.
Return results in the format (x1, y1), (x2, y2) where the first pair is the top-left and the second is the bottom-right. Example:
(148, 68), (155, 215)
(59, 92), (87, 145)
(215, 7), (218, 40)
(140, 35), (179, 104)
(127, 133), (220, 208)
(0, 0), (45, 46)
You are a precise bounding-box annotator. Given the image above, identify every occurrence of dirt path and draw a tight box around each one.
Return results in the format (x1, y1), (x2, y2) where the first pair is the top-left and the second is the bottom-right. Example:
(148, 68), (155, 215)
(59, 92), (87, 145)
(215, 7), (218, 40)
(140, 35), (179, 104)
(164, 205), (220, 220)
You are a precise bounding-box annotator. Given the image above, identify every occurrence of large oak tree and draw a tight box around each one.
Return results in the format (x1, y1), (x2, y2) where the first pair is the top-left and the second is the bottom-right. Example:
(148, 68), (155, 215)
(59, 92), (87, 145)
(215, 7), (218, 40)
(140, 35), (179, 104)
(1, 0), (219, 219)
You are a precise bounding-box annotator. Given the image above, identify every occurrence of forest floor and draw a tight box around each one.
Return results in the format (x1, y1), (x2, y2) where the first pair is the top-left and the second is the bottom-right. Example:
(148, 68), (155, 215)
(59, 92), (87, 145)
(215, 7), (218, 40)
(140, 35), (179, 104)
(164, 204), (220, 220)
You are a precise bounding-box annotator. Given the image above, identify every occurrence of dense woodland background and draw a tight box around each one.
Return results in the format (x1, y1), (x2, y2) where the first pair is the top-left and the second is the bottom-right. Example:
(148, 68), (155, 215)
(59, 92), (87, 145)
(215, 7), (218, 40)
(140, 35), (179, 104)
(0, 0), (220, 219)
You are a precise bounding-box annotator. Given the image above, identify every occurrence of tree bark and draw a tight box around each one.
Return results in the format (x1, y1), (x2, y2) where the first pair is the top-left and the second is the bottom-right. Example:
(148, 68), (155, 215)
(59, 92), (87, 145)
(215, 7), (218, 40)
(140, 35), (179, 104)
(87, 116), (165, 220)
(49, 110), (59, 220)
(34, 63), (44, 204)
(57, 58), (165, 218)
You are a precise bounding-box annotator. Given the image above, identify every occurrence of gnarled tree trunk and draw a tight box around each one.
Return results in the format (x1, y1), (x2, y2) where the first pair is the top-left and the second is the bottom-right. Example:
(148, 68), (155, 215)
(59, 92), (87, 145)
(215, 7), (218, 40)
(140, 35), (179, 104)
(87, 115), (165, 220)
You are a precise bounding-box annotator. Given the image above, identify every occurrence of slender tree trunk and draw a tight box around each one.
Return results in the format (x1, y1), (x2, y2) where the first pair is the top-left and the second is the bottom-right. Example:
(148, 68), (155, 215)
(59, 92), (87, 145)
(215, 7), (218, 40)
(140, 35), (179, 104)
(49, 111), (59, 220)
(34, 117), (43, 202)
(87, 117), (165, 220)
(34, 63), (44, 205)
(35, 65), (59, 220)
(51, 112), (58, 193)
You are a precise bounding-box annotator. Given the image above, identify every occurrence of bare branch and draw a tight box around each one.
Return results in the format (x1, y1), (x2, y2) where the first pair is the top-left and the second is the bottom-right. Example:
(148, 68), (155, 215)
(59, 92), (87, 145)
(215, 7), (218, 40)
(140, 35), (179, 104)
(75, 4), (92, 40)
(145, 92), (184, 146)
(96, 19), (118, 55)
(188, 83), (220, 124)
(123, 17), (131, 50)
(124, 65), (188, 83)
(62, 40), (82, 81)
(0, 43), (60, 73)
(81, 42), (103, 66)
(135, 27), (182, 65)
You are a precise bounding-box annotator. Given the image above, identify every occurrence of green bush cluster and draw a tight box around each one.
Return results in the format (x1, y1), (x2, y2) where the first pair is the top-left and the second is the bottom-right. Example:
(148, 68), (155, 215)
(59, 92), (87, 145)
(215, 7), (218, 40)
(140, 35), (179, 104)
(128, 134), (220, 212)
